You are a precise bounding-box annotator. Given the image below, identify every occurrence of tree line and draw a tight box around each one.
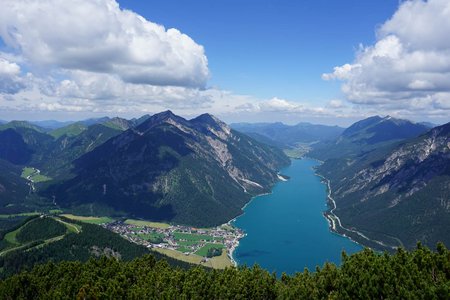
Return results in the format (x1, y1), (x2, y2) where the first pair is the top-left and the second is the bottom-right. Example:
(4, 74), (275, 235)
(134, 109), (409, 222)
(1, 243), (449, 299)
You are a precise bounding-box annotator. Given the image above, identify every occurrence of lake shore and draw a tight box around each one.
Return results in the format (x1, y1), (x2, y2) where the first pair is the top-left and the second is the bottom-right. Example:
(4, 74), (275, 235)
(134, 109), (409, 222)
(230, 159), (362, 274)
(316, 172), (397, 252)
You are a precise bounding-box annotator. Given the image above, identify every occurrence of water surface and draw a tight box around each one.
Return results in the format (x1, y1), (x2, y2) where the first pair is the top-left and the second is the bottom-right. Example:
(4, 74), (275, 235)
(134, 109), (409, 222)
(233, 158), (362, 274)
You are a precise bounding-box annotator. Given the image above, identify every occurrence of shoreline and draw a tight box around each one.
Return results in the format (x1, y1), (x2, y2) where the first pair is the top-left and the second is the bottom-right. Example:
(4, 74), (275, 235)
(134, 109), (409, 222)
(315, 171), (397, 251)
(227, 169), (290, 266)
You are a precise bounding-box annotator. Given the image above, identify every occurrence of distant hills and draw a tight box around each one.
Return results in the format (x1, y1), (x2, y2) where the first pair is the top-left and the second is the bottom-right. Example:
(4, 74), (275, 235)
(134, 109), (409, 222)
(311, 116), (449, 249)
(309, 116), (430, 161)
(231, 122), (345, 148)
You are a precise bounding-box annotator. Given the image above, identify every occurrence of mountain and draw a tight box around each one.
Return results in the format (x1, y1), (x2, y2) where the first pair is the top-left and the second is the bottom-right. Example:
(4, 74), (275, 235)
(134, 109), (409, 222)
(317, 122), (450, 249)
(49, 122), (88, 139)
(419, 121), (438, 128)
(231, 122), (344, 148)
(38, 124), (124, 178)
(0, 122), (54, 166)
(78, 117), (111, 127)
(309, 116), (430, 161)
(0, 121), (124, 213)
(0, 129), (33, 165)
(29, 120), (74, 130)
(130, 114), (151, 126)
(0, 121), (46, 133)
(102, 117), (135, 131)
(44, 111), (290, 227)
(0, 159), (29, 214)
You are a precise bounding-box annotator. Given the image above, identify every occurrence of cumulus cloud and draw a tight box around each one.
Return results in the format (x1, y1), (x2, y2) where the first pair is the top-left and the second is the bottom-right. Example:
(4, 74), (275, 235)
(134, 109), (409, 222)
(0, 57), (27, 94)
(0, 0), (208, 88)
(327, 99), (345, 109)
(323, 0), (450, 115)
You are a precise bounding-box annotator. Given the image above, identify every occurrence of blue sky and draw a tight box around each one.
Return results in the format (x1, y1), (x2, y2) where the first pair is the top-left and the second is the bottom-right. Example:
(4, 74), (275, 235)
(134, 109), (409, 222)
(121, 0), (398, 102)
(0, 0), (449, 125)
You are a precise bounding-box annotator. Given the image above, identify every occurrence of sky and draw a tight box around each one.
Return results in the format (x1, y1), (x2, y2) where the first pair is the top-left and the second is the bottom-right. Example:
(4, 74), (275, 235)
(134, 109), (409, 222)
(0, 0), (449, 126)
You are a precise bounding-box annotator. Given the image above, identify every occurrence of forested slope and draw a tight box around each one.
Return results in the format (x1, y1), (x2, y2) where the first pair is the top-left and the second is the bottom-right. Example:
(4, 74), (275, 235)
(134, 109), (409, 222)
(0, 243), (449, 299)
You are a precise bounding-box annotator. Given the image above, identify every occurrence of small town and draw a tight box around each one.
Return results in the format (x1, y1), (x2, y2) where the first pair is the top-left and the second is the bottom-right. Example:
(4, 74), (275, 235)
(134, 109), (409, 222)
(103, 220), (245, 264)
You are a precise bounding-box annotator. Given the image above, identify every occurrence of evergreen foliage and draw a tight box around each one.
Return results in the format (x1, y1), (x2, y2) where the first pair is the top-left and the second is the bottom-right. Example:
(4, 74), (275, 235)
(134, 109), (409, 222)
(0, 243), (448, 299)
(0, 219), (193, 279)
(15, 217), (66, 243)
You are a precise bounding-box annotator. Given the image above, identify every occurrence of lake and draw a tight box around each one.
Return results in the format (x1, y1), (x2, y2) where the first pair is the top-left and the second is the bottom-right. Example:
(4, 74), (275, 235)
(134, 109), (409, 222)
(232, 158), (362, 274)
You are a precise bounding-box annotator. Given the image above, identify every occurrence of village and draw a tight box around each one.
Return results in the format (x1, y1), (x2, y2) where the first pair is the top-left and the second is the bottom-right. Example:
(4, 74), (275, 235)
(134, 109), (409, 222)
(103, 220), (244, 264)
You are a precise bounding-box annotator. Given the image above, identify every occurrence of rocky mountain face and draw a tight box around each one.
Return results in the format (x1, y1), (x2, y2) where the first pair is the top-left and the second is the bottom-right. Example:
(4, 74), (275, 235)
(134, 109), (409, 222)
(310, 116), (430, 161)
(44, 111), (290, 227)
(317, 122), (450, 249)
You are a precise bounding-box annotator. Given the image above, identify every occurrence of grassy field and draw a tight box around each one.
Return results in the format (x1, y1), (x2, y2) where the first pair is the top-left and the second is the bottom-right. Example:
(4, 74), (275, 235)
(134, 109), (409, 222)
(130, 227), (144, 231)
(283, 143), (312, 159)
(3, 227), (21, 245)
(21, 167), (51, 182)
(54, 217), (81, 233)
(0, 212), (40, 219)
(31, 174), (52, 183)
(194, 243), (225, 257)
(0, 216), (81, 256)
(173, 232), (214, 242)
(60, 214), (113, 225)
(137, 232), (164, 242)
(177, 240), (199, 247)
(154, 248), (204, 264)
(21, 167), (35, 178)
(124, 219), (170, 229)
(208, 249), (234, 269)
(176, 246), (192, 253)
(153, 248), (233, 269)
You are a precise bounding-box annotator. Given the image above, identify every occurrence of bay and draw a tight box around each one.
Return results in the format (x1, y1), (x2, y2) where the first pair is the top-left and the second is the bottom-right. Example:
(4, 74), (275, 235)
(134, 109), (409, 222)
(232, 158), (362, 274)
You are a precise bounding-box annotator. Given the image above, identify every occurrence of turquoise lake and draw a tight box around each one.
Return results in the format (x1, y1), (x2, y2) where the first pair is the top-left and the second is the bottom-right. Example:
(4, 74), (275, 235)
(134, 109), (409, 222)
(232, 158), (362, 274)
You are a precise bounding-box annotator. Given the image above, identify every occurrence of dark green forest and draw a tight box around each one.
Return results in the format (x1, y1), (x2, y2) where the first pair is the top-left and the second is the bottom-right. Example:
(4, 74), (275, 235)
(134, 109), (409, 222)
(1, 243), (449, 299)
(0, 218), (193, 279)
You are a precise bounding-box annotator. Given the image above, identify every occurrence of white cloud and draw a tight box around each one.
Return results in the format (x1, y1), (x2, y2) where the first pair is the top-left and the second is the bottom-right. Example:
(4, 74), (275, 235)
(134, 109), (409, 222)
(0, 57), (27, 94)
(327, 99), (345, 109)
(0, 0), (208, 88)
(323, 0), (450, 116)
(322, 64), (361, 81)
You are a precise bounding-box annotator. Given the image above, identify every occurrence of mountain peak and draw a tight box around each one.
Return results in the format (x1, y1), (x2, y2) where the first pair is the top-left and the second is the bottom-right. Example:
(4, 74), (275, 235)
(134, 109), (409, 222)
(191, 113), (231, 139)
(192, 113), (220, 126)
(341, 115), (428, 145)
(0, 120), (46, 133)
(136, 110), (187, 133)
(102, 117), (133, 131)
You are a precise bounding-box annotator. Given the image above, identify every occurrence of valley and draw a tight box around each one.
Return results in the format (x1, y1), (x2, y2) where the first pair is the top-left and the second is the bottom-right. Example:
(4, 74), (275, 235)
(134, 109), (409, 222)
(0, 111), (448, 279)
(106, 220), (244, 268)
(0, 211), (244, 270)
(232, 158), (362, 274)
(1, 1), (449, 297)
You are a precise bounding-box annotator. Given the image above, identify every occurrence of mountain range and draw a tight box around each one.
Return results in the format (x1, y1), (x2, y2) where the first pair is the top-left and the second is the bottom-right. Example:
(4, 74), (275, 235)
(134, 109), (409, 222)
(231, 122), (345, 148)
(311, 117), (449, 249)
(0, 112), (448, 249)
(309, 116), (431, 161)
(45, 111), (289, 226)
(0, 111), (288, 227)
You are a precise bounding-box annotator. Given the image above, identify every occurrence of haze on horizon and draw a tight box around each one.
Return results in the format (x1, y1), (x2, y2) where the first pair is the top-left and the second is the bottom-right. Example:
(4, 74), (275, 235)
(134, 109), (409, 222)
(0, 0), (449, 126)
